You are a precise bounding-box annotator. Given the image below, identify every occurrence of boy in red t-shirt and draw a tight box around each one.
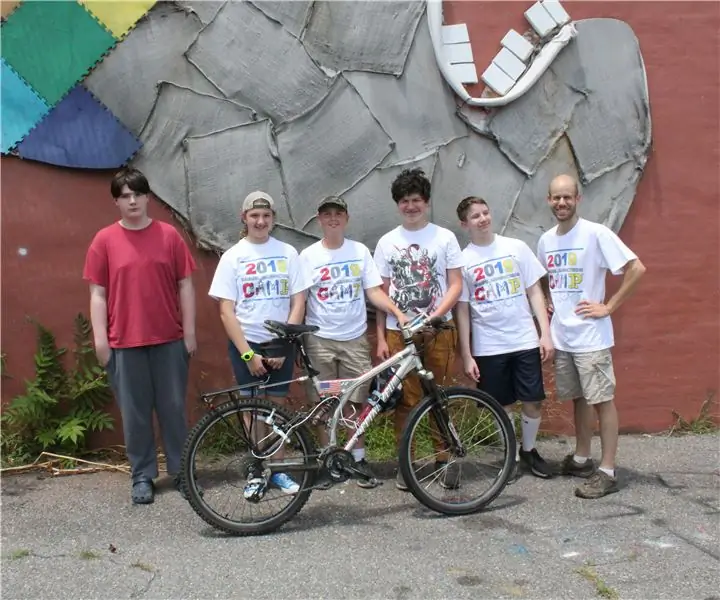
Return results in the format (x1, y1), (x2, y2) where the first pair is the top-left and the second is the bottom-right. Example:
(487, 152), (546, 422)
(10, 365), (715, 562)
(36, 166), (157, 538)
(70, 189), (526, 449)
(83, 169), (197, 505)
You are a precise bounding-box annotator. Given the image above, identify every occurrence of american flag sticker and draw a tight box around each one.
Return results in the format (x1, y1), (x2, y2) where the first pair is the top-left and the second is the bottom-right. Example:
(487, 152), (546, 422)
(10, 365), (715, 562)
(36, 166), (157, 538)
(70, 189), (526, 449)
(318, 380), (351, 396)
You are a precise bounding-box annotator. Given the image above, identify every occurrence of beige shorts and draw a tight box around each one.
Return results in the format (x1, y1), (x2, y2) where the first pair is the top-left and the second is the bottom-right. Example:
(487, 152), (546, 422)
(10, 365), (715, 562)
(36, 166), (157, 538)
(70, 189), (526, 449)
(303, 333), (373, 404)
(554, 349), (616, 405)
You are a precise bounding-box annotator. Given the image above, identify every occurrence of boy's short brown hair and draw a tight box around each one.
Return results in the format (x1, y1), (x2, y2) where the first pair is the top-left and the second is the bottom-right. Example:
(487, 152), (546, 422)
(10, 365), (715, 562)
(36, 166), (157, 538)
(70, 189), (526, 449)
(456, 196), (488, 222)
(110, 168), (150, 199)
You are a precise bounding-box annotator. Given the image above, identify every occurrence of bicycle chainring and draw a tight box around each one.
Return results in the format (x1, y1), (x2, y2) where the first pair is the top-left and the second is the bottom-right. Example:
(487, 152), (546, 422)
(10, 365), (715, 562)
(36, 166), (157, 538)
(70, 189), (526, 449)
(322, 448), (355, 483)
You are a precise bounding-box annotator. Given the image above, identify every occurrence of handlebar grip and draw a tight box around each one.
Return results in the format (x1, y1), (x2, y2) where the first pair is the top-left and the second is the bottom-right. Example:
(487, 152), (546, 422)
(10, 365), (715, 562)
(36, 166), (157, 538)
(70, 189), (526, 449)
(428, 316), (445, 328)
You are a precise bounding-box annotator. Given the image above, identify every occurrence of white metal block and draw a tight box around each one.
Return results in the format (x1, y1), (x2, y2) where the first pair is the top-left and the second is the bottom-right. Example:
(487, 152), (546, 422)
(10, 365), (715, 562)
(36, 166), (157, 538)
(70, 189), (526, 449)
(441, 23), (470, 45)
(524, 1), (557, 37)
(449, 62), (479, 85)
(481, 63), (515, 96)
(542, 0), (571, 26)
(443, 42), (474, 64)
(492, 47), (526, 80)
(500, 29), (534, 62)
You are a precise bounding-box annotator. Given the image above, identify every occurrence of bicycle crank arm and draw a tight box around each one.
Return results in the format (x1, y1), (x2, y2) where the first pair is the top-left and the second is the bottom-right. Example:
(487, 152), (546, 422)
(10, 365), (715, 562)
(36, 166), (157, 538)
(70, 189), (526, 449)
(341, 462), (383, 486)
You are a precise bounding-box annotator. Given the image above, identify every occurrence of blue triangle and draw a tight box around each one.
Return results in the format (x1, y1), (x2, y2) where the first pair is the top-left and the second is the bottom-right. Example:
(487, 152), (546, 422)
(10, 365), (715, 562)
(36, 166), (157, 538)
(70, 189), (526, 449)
(16, 84), (142, 169)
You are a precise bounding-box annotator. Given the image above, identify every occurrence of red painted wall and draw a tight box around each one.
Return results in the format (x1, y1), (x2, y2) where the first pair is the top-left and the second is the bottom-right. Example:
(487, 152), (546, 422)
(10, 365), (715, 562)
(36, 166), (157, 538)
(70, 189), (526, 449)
(1, 2), (718, 447)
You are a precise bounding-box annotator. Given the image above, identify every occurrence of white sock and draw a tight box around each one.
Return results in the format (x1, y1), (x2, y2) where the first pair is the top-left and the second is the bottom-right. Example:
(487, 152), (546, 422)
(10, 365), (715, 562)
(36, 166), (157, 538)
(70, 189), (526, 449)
(507, 410), (520, 460)
(573, 455), (588, 464)
(352, 448), (365, 462)
(599, 467), (615, 478)
(521, 415), (541, 452)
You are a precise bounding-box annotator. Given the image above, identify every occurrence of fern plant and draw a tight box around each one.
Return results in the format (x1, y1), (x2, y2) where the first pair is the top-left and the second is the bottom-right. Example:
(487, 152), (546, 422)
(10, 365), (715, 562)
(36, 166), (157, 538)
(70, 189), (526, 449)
(1, 314), (115, 465)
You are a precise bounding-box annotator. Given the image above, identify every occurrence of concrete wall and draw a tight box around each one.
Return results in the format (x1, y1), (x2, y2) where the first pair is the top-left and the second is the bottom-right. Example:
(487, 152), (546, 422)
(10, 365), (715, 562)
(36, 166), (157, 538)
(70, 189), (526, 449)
(2, 1), (718, 445)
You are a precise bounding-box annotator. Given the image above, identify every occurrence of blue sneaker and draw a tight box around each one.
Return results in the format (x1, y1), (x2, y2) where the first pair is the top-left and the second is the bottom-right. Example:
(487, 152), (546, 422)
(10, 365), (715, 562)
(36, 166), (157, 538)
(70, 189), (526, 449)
(270, 472), (300, 494)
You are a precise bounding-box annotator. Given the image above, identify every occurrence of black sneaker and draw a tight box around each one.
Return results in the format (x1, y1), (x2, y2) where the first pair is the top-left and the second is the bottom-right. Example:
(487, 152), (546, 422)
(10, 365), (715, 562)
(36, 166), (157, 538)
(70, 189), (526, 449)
(435, 461), (460, 490)
(356, 459), (379, 489)
(519, 448), (554, 479)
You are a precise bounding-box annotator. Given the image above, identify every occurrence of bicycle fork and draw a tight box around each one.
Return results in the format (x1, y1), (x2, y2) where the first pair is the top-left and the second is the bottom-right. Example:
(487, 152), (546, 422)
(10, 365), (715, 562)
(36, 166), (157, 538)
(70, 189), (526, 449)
(423, 379), (467, 459)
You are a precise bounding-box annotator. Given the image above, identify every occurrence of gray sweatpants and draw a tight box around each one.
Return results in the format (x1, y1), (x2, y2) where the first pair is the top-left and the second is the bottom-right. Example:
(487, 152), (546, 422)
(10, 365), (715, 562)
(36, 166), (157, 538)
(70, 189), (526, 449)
(106, 339), (189, 483)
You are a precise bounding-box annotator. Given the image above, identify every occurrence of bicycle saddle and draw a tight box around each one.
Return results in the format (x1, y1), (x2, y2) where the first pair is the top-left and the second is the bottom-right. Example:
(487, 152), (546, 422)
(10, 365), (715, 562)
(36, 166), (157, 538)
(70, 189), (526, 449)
(264, 320), (319, 337)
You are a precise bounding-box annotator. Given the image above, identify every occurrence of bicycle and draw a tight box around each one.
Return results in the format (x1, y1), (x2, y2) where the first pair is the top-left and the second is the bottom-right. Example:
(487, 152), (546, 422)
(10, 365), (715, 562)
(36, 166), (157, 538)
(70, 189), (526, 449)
(180, 311), (516, 536)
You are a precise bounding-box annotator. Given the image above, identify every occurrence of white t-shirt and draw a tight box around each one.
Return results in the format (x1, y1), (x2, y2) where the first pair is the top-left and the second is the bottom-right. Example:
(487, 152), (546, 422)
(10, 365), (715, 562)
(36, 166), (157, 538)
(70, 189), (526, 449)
(209, 237), (311, 343)
(300, 239), (383, 341)
(374, 223), (463, 331)
(537, 218), (637, 353)
(459, 235), (546, 356)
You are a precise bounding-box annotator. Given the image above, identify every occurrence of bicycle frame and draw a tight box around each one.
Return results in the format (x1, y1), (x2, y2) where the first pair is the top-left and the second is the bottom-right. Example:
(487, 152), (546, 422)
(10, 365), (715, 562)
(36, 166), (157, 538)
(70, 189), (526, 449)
(198, 312), (463, 473)
(302, 337), (426, 449)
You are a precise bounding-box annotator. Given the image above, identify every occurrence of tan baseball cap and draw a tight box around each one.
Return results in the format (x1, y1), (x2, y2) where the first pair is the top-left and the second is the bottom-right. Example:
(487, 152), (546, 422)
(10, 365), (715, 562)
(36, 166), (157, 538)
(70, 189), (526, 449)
(242, 191), (275, 212)
(317, 195), (348, 212)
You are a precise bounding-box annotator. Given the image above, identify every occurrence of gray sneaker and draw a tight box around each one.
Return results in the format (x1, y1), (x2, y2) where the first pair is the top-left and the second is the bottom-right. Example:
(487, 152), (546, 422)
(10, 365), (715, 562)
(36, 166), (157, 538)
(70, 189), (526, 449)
(560, 453), (595, 478)
(575, 470), (619, 499)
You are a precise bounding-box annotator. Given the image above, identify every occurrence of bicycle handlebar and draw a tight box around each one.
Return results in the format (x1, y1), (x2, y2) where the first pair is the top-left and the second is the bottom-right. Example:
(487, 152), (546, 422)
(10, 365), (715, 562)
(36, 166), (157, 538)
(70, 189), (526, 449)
(401, 311), (452, 339)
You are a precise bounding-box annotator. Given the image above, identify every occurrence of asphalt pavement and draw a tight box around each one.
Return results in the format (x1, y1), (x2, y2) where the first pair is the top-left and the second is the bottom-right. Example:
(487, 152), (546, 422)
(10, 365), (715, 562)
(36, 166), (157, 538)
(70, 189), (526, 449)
(2, 434), (719, 600)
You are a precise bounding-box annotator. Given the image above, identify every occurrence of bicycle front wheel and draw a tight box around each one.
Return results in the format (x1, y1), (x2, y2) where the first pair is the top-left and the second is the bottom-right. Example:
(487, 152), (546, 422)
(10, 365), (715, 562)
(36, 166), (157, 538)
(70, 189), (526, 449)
(399, 386), (516, 516)
(181, 398), (316, 536)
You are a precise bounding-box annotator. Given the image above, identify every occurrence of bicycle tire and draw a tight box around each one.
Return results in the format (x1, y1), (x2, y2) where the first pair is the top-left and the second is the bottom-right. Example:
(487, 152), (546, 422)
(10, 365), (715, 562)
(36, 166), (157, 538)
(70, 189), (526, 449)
(399, 386), (516, 516)
(181, 398), (315, 536)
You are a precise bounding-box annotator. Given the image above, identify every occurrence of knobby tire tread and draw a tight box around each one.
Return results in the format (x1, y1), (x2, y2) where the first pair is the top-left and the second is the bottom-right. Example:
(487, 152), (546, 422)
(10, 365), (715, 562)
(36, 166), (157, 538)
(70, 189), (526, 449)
(181, 398), (315, 536)
(399, 386), (516, 516)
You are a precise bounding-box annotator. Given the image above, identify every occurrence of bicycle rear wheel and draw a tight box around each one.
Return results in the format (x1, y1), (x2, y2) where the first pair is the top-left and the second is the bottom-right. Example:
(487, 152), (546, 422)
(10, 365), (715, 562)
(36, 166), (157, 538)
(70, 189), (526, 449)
(180, 398), (316, 536)
(399, 387), (516, 516)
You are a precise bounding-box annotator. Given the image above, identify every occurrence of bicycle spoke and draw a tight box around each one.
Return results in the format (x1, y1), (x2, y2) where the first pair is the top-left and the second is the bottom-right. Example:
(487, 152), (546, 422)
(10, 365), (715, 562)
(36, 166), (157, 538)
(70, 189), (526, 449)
(400, 388), (516, 515)
(181, 399), (316, 535)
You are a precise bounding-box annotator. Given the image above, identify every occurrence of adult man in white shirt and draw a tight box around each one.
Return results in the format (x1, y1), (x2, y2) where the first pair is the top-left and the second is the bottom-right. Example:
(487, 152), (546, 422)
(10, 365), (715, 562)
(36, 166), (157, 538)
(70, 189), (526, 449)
(455, 196), (555, 479)
(374, 168), (464, 491)
(300, 196), (406, 488)
(537, 174), (646, 499)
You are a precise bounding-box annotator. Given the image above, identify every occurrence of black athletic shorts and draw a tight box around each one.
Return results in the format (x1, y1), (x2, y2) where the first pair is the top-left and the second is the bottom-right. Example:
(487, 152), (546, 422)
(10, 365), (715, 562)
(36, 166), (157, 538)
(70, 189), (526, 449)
(475, 348), (545, 407)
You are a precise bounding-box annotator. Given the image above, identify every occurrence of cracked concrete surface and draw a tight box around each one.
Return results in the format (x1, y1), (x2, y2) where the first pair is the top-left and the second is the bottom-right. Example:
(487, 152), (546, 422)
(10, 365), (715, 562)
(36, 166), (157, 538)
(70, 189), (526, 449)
(83, 3), (651, 254)
(2, 435), (717, 599)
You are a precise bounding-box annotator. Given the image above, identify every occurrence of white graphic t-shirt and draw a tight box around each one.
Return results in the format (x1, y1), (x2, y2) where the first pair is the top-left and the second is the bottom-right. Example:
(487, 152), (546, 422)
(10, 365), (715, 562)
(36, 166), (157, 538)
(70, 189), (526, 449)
(537, 218), (637, 353)
(300, 239), (383, 341)
(459, 235), (547, 357)
(209, 237), (311, 343)
(374, 223), (463, 331)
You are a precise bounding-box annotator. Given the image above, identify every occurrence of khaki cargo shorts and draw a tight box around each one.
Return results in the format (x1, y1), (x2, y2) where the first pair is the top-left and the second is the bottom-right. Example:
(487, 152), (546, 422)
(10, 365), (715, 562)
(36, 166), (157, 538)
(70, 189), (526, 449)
(554, 349), (616, 405)
(303, 333), (373, 404)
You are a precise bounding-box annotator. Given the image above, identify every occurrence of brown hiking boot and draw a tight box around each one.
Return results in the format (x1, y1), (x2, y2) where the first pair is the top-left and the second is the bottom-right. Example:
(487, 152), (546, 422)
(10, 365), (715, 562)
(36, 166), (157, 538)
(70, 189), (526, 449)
(575, 471), (619, 499)
(560, 453), (595, 478)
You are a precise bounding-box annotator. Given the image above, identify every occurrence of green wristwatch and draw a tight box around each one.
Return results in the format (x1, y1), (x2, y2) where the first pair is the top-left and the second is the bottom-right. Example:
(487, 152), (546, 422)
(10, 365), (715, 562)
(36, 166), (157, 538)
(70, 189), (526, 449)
(241, 349), (255, 362)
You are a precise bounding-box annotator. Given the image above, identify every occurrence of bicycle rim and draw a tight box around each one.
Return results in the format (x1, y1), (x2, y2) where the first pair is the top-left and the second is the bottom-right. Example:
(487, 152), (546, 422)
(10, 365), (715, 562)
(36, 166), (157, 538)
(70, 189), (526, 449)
(181, 398), (315, 536)
(399, 387), (516, 516)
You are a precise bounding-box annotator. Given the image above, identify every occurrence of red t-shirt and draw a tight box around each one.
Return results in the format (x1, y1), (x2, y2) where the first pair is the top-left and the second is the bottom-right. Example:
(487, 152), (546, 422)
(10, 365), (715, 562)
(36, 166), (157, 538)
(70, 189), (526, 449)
(83, 220), (196, 348)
